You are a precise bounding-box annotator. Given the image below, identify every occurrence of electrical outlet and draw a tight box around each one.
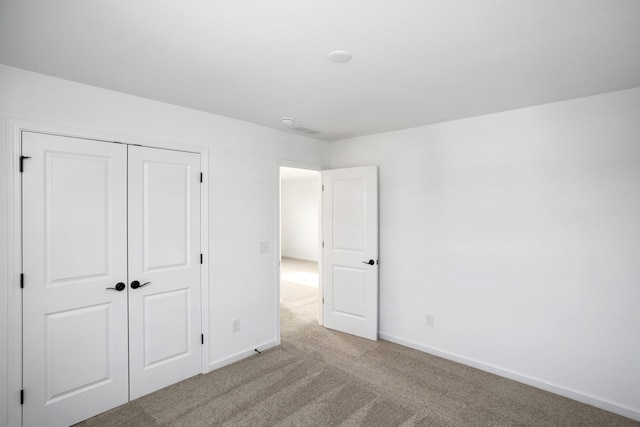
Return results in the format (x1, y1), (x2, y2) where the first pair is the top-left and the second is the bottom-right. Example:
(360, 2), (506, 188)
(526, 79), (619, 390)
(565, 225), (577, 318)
(425, 314), (434, 327)
(259, 241), (270, 254)
(232, 318), (240, 333)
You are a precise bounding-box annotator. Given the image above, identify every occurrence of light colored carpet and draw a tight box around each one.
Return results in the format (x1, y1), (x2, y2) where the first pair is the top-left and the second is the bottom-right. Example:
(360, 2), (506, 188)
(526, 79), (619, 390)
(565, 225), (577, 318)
(76, 258), (638, 426)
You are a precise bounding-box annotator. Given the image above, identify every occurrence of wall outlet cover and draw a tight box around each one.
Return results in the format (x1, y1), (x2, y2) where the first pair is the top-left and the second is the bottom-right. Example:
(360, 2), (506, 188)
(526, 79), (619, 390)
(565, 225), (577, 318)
(425, 314), (434, 327)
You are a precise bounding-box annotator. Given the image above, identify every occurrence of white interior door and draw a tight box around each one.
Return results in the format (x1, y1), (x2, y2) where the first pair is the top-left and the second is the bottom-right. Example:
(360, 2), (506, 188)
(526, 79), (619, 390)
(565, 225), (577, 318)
(22, 132), (129, 427)
(127, 146), (202, 399)
(22, 135), (203, 425)
(322, 166), (379, 340)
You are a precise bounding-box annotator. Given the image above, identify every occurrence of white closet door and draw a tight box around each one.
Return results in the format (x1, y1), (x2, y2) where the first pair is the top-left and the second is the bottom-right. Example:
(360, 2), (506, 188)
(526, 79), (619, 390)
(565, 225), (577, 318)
(22, 132), (129, 427)
(127, 146), (202, 399)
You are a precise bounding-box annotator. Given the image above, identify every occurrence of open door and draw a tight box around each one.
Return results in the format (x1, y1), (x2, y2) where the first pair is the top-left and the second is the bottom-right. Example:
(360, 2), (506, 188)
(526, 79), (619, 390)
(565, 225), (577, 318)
(322, 166), (378, 340)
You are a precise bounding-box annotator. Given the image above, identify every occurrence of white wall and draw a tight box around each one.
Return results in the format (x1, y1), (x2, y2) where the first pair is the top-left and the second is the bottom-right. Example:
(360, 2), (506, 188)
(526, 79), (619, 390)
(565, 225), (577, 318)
(2, 63), (639, 423)
(330, 87), (640, 420)
(0, 64), (329, 425)
(281, 177), (319, 261)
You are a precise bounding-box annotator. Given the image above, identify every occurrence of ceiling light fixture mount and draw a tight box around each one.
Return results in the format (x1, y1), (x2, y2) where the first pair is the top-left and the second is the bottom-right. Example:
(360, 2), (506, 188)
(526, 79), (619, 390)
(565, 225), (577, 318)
(280, 117), (295, 128)
(328, 50), (352, 63)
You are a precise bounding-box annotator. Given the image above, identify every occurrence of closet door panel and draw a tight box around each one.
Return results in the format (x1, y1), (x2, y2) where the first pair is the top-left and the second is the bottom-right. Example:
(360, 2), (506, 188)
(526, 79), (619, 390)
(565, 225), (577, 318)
(127, 146), (202, 399)
(22, 132), (129, 427)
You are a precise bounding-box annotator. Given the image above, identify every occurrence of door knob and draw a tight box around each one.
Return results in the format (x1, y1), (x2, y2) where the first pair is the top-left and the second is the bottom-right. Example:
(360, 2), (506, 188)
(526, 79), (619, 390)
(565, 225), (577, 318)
(362, 259), (375, 265)
(130, 280), (151, 289)
(106, 282), (126, 291)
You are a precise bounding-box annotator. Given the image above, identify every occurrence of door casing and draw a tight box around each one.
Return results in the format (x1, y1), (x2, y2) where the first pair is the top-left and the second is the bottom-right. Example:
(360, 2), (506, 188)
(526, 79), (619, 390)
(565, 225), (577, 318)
(5, 119), (210, 427)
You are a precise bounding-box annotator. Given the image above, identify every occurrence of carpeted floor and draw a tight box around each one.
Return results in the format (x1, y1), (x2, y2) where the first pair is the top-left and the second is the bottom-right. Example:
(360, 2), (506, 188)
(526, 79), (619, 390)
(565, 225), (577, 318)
(77, 258), (638, 426)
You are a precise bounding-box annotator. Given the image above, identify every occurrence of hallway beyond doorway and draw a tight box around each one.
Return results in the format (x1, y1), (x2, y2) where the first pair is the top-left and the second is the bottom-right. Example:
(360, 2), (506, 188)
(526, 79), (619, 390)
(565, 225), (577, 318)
(280, 257), (318, 334)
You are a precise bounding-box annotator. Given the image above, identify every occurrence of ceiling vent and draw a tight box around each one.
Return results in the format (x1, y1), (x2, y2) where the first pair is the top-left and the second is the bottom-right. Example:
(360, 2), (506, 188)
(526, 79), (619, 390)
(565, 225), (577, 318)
(292, 127), (321, 135)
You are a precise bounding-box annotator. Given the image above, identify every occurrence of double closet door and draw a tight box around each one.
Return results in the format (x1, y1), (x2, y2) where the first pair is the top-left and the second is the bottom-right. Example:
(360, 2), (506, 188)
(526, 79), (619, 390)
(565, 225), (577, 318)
(22, 132), (202, 427)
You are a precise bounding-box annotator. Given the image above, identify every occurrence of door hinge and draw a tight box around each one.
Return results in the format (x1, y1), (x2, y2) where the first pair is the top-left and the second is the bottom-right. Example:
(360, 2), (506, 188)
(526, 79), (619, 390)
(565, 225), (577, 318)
(19, 156), (31, 173)
(322, 297), (325, 304)
(20, 273), (24, 289)
(322, 241), (324, 248)
(200, 172), (203, 183)
(20, 389), (24, 405)
(200, 254), (203, 264)
(201, 334), (204, 345)
(322, 184), (324, 191)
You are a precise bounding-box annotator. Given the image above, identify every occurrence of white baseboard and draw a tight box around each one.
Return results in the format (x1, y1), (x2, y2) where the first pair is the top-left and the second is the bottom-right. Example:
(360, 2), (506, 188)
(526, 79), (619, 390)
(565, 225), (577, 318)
(208, 339), (278, 371)
(281, 255), (318, 262)
(378, 332), (640, 422)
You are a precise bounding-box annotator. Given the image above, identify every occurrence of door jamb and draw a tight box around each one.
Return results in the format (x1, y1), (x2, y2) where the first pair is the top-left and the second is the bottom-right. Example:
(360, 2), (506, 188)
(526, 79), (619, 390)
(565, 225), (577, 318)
(6, 118), (210, 427)
(275, 160), (324, 345)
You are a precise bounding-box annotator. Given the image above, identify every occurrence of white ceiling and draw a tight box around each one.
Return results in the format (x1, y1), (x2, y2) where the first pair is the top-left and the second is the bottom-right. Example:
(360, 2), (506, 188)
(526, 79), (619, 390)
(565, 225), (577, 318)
(1, 0), (639, 141)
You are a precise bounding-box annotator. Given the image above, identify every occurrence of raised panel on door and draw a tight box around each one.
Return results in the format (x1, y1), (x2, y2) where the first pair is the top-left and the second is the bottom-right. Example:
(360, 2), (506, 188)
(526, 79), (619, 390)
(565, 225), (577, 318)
(323, 166), (379, 340)
(127, 146), (202, 399)
(22, 132), (129, 427)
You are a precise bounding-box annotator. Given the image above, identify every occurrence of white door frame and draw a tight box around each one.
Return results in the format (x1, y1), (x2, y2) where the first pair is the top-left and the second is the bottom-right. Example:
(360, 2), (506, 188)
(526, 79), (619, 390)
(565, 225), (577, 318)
(5, 118), (210, 427)
(275, 160), (324, 345)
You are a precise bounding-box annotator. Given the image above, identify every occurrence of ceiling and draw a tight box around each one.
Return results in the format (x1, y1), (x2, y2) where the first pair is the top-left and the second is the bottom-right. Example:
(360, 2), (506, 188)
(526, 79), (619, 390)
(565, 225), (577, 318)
(1, 1), (639, 141)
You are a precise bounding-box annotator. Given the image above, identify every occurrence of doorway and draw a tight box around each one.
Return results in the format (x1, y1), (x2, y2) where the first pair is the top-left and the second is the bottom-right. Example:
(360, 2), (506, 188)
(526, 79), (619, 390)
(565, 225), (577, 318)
(278, 167), (322, 337)
(21, 131), (203, 427)
(276, 164), (380, 342)
(5, 119), (210, 427)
